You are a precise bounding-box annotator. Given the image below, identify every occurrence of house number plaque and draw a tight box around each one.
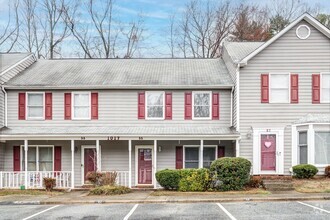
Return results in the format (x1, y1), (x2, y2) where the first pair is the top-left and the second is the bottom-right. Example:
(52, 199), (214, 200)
(107, 136), (120, 140)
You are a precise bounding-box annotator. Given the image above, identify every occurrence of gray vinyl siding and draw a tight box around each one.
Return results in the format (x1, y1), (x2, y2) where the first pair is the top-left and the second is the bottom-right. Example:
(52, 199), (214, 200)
(0, 92), (3, 128)
(6, 89), (231, 127)
(239, 20), (330, 174)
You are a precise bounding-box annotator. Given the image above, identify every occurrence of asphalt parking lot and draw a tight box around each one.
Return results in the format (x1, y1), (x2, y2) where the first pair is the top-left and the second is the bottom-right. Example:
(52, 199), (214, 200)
(0, 200), (329, 220)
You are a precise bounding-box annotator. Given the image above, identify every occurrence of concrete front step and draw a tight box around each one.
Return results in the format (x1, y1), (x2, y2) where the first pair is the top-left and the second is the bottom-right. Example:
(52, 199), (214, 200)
(263, 179), (294, 191)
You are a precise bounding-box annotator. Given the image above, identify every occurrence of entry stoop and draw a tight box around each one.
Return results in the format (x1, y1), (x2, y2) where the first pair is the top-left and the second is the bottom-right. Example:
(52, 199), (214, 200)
(263, 179), (294, 191)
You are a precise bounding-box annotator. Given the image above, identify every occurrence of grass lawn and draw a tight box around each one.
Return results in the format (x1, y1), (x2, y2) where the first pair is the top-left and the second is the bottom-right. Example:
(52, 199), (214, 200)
(0, 189), (63, 196)
(293, 177), (330, 193)
(150, 188), (270, 196)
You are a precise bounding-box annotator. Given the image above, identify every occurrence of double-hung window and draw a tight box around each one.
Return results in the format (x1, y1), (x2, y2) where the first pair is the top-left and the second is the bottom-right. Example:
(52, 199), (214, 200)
(27, 92), (44, 120)
(321, 73), (330, 103)
(270, 73), (290, 103)
(193, 91), (211, 119)
(22, 146), (53, 171)
(184, 146), (217, 168)
(72, 92), (90, 120)
(314, 132), (330, 165)
(298, 131), (308, 164)
(146, 91), (164, 119)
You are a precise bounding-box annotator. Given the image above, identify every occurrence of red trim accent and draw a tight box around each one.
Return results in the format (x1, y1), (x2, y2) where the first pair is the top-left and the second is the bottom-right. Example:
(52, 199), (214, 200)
(312, 74), (320, 104)
(13, 146), (20, 171)
(175, 146), (183, 169)
(165, 92), (172, 120)
(184, 92), (192, 120)
(45, 93), (52, 120)
(217, 146), (225, 158)
(18, 93), (26, 120)
(54, 146), (61, 171)
(91, 92), (98, 120)
(261, 74), (269, 103)
(138, 92), (145, 119)
(212, 92), (220, 120)
(290, 74), (299, 103)
(64, 93), (72, 120)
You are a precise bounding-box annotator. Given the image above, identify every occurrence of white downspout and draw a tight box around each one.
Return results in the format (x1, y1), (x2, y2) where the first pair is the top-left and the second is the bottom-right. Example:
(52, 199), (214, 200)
(1, 85), (7, 127)
(235, 63), (241, 157)
(230, 87), (233, 127)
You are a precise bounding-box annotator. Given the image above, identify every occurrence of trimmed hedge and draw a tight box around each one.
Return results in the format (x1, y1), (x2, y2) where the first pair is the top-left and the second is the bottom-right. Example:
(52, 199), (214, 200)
(292, 164), (318, 179)
(89, 185), (131, 195)
(210, 157), (251, 191)
(155, 169), (180, 190)
(178, 168), (211, 192)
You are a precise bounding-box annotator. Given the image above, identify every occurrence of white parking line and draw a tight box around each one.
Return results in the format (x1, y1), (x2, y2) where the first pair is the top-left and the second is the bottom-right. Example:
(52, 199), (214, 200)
(22, 205), (60, 220)
(297, 201), (330, 214)
(123, 204), (139, 220)
(216, 203), (237, 220)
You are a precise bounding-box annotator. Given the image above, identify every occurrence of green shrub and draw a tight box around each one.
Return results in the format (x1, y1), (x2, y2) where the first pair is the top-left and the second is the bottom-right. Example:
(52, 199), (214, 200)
(292, 164), (318, 179)
(210, 157), (251, 191)
(43, 177), (56, 191)
(178, 168), (211, 192)
(325, 166), (330, 178)
(89, 185), (131, 195)
(156, 169), (180, 190)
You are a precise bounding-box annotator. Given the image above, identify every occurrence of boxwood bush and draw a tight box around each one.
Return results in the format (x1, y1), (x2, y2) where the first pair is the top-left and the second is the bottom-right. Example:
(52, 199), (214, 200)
(210, 157), (251, 191)
(292, 164), (318, 179)
(155, 169), (180, 190)
(178, 168), (211, 192)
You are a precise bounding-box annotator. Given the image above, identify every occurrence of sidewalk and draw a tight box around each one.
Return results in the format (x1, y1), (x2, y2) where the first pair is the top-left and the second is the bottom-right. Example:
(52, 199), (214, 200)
(0, 190), (329, 205)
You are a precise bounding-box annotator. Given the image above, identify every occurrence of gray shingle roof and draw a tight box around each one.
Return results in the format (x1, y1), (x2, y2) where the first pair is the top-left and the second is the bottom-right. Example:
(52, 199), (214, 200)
(5, 59), (233, 88)
(0, 53), (31, 73)
(294, 114), (330, 124)
(224, 42), (264, 63)
(0, 126), (239, 137)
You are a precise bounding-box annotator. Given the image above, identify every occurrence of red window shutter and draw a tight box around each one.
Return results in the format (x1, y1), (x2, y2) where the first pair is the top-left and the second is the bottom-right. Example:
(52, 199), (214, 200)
(217, 146), (225, 158)
(165, 92), (172, 120)
(312, 74), (320, 104)
(212, 92), (220, 120)
(64, 93), (71, 120)
(45, 93), (53, 120)
(184, 92), (192, 120)
(138, 92), (145, 119)
(261, 74), (269, 103)
(91, 92), (98, 120)
(54, 146), (62, 171)
(291, 74), (299, 103)
(13, 146), (20, 172)
(18, 93), (26, 120)
(176, 146), (183, 169)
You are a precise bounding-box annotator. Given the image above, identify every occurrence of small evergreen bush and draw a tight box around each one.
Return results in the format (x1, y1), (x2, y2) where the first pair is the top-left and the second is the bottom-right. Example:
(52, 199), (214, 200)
(178, 168), (211, 192)
(155, 169), (180, 190)
(292, 164), (318, 179)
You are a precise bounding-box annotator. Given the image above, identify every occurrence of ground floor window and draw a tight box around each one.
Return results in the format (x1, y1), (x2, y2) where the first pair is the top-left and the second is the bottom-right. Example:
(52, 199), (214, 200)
(298, 131), (308, 164)
(184, 146), (217, 169)
(22, 146), (53, 171)
(315, 132), (330, 165)
(203, 147), (216, 168)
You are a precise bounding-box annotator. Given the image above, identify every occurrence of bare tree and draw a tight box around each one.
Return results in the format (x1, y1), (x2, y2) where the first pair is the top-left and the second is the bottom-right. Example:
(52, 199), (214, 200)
(122, 17), (145, 58)
(166, 14), (176, 58)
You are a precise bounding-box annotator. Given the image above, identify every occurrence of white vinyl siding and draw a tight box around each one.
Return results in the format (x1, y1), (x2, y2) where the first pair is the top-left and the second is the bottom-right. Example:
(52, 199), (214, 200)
(269, 73), (290, 103)
(72, 92), (91, 120)
(192, 91), (211, 119)
(26, 92), (44, 120)
(146, 91), (165, 120)
(321, 73), (330, 103)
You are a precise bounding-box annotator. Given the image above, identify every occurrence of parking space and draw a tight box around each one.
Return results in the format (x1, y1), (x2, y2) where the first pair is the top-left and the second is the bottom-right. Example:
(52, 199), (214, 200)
(0, 200), (328, 220)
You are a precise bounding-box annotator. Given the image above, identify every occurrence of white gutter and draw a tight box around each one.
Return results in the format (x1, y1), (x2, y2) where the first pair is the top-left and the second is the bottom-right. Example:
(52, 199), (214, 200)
(235, 62), (240, 132)
(1, 85), (7, 127)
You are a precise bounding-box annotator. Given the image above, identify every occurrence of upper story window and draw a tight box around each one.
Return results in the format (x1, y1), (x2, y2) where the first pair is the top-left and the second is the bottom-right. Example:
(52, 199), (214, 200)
(270, 73), (290, 103)
(27, 92), (44, 120)
(193, 91), (211, 119)
(146, 91), (164, 119)
(72, 92), (91, 120)
(321, 73), (330, 103)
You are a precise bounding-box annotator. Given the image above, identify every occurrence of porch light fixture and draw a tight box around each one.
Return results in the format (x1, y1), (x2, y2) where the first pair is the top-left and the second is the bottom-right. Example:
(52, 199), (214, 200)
(158, 146), (162, 152)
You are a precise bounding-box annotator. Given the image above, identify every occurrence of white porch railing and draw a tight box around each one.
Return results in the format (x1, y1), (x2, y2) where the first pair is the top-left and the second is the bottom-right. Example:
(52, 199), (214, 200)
(102, 171), (129, 187)
(0, 171), (72, 189)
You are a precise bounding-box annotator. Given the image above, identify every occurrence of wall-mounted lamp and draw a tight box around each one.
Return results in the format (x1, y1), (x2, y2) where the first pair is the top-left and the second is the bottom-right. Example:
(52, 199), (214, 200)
(158, 146), (162, 152)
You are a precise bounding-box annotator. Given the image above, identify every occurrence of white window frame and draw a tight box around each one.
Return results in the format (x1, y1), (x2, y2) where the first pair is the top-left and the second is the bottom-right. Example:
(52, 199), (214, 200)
(183, 145), (217, 168)
(314, 131), (330, 166)
(192, 91), (212, 120)
(320, 72), (330, 103)
(26, 92), (45, 120)
(72, 91), (91, 120)
(20, 145), (54, 172)
(297, 131), (308, 164)
(269, 72), (291, 104)
(145, 91), (165, 120)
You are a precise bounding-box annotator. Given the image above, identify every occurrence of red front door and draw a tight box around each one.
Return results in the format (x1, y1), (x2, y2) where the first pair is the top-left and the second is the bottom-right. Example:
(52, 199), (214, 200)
(84, 148), (97, 181)
(138, 148), (152, 184)
(261, 134), (276, 171)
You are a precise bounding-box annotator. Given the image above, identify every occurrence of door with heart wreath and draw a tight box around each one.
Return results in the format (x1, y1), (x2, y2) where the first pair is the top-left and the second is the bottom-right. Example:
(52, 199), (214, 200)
(260, 134), (276, 171)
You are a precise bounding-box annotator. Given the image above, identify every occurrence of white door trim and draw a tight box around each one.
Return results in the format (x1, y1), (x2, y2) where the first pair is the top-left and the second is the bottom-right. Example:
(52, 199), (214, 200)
(135, 145), (153, 186)
(253, 128), (284, 175)
(81, 145), (96, 185)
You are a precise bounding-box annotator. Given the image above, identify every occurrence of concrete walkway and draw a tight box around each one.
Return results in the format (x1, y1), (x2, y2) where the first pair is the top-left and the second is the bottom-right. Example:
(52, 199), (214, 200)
(0, 190), (329, 205)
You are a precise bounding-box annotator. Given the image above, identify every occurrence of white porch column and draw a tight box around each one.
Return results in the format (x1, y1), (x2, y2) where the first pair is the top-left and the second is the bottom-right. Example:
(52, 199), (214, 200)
(199, 140), (204, 168)
(71, 140), (75, 189)
(128, 140), (132, 188)
(291, 125), (297, 167)
(24, 140), (28, 188)
(236, 139), (240, 157)
(96, 140), (101, 171)
(307, 124), (314, 164)
(153, 140), (157, 189)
